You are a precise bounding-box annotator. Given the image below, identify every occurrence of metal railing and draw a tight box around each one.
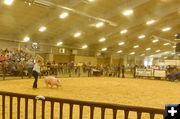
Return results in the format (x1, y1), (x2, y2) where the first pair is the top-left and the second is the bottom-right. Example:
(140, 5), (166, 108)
(0, 91), (165, 119)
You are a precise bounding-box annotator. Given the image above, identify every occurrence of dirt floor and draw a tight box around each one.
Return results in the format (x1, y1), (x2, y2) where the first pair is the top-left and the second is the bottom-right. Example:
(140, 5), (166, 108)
(0, 77), (179, 119)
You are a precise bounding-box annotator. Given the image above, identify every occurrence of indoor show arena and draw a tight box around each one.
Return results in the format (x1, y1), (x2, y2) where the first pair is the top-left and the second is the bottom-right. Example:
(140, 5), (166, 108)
(0, 0), (180, 119)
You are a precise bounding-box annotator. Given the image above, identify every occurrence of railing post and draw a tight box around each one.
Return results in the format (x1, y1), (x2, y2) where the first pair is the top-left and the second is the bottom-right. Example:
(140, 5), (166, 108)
(113, 109), (117, 119)
(10, 96), (13, 119)
(101, 107), (105, 119)
(17, 97), (21, 119)
(25, 98), (28, 119)
(150, 113), (155, 119)
(59, 103), (63, 119)
(2, 95), (5, 119)
(51, 101), (54, 119)
(137, 112), (142, 119)
(90, 106), (94, 119)
(79, 105), (83, 119)
(33, 99), (37, 119)
(124, 110), (129, 119)
(69, 104), (73, 119)
(42, 100), (45, 119)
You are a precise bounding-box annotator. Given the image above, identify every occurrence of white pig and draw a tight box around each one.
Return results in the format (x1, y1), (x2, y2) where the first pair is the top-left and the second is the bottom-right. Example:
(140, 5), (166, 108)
(44, 76), (61, 88)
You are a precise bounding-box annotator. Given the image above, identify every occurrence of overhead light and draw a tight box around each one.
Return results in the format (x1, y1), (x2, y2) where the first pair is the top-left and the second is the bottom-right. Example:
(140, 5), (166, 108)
(39, 26), (46, 32)
(82, 45), (88, 49)
(118, 42), (125, 45)
(130, 52), (135, 55)
(57, 42), (63, 46)
(101, 48), (107, 51)
(59, 12), (69, 19)
(140, 54), (145, 56)
(28, 2), (31, 6)
(152, 39), (159, 43)
(4, 0), (14, 5)
(172, 46), (176, 48)
(117, 50), (123, 53)
(163, 43), (170, 46)
(150, 55), (154, 57)
(146, 48), (151, 51)
(74, 32), (81, 38)
(146, 20), (155, 25)
(122, 9), (134, 16)
(162, 27), (171, 31)
(133, 45), (139, 48)
(138, 35), (145, 39)
(24, 37), (30, 42)
(88, 0), (94, 2)
(96, 22), (104, 28)
(120, 29), (128, 34)
(156, 50), (160, 52)
(99, 38), (106, 42)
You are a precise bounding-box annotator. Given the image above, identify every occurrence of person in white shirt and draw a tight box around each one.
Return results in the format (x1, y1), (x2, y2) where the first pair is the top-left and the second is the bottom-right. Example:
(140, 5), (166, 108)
(32, 60), (41, 89)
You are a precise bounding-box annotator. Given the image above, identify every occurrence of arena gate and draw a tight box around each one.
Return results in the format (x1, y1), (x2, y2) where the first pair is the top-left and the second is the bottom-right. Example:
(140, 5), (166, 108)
(0, 91), (164, 119)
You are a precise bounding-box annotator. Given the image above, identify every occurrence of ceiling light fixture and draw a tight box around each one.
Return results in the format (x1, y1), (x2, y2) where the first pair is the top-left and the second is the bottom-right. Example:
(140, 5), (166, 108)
(156, 50), (160, 52)
(162, 27), (171, 31)
(117, 50), (123, 53)
(96, 22), (104, 28)
(163, 43), (170, 46)
(39, 26), (46, 32)
(57, 42), (63, 46)
(122, 9), (134, 16)
(23, 37), (30, 42)
(4, 0), (14, 5)
(101, 48), (107, 51)
(146, 48), (151, 51)
(59, 12), (69, 19)
(120, 29), (128, 34)
(152, 39), (159, 43)
(138, 35), (145, 39)
(130, 52), (135, 55)
(118, 42), (125, 45)
(140, 54), (145, 56)
(133, 45), (139, 48)
(82, 45), (88, 49)
(172, 46), (176, 48)
(99, 38), (106, 42)
(74, 32), (81, 38)
(146, 20), (155, 25)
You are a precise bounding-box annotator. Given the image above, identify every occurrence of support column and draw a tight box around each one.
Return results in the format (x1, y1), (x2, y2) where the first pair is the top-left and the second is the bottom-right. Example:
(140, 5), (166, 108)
(48, 47), (54, 62)
(110, 55), (113, 65)
(18, 43), (21, 50)
(123, 55), (128, 66)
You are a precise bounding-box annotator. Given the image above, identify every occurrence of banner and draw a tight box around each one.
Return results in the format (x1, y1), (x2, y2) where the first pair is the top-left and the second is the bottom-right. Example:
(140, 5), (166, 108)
(154, 70), (166, 78)
(136, 69), (153, 77)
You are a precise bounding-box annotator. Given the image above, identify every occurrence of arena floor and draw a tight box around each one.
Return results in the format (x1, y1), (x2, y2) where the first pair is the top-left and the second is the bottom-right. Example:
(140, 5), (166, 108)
(0, 77), (179, 119)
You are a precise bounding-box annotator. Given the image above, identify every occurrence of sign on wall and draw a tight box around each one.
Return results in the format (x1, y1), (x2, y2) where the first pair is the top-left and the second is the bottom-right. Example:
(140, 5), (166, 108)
(154, 70), (166, 78)
(136, 69), (153, 77)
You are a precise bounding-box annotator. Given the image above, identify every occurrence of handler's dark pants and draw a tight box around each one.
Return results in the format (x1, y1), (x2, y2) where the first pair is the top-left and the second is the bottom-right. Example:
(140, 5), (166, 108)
(33, 71), (38, 88)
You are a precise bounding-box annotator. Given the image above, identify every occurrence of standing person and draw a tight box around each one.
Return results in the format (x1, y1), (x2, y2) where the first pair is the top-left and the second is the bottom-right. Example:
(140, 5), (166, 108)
(26, 59), (34, 78)
(134, 65), (137, 78)
(117, 64), (121, 78)
(122, 65), (125, 78)
(32, 60), (41, 89)
(87, 62), (92, 77)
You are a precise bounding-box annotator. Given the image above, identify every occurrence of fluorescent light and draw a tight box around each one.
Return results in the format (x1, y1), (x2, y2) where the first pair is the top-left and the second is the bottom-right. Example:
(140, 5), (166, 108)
(82, 45), (88, 49)
(99, 38), (106, 42)
(162, 27), (171, 31)
(39, 26), (46, 32)
(101, 48), (107, 51)
(118, 42), (125, 45)
(152, 39), (159, 43)
(122, 9), (134, 16)
(120, 29), (128, 34)
(96, 22), (104, 28)
(133, 45), (139, 48)
(74, 32), (81, 37)
(138, 35), (145, 39)
(4, 0), (14, 5)
(57, 42), (63, 46)
(163, 43), (170, 46)
(117, 50), (123, 53)
(146, 20), (155, 25)
(24, 37), (30, 42)
(59, 12), (69, 19)
(146, 48), (151, 51)
(156, 50), (160, 52)
(130, 52), (135, 55)
(140, 54), (145, 56)
(172, 46), (176, 48)
(88, 0), (94, 2)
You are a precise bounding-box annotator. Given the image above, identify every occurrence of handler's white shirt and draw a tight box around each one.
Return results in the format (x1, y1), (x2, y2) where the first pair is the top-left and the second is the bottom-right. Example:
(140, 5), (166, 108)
(33, 63), (40, 73)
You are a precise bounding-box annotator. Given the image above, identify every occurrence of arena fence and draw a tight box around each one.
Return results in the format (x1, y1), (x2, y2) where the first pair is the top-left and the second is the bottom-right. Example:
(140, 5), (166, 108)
(0, 91), (164, 119)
